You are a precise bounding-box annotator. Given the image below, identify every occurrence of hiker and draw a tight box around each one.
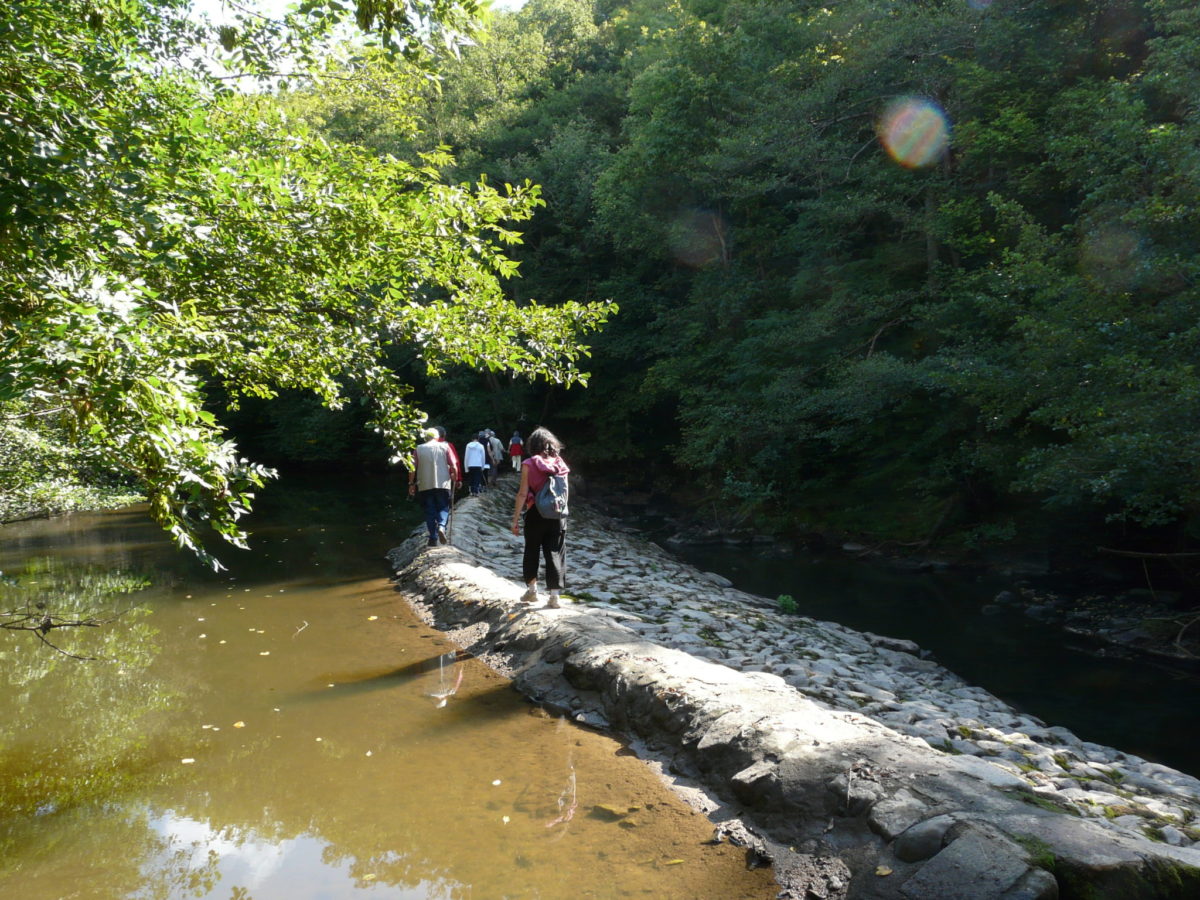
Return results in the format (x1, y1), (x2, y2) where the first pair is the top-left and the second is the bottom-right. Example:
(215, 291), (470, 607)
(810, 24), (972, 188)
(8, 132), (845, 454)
(434, 426), (461, 487)
(508, 430), (523, 471)
(511, 426), (570, 608)
(487, 429), (505, 486)
(464, 431), (487, 496)
(409, 427), (459, 547)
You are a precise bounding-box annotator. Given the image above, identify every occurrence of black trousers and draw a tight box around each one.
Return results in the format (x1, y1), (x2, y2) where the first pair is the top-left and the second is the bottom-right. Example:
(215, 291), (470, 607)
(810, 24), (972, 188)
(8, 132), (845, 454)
(522, 506), (566, 589)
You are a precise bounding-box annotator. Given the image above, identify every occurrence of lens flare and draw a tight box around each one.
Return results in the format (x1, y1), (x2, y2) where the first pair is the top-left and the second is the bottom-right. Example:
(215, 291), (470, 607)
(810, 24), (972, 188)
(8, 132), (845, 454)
(668, 208), (728, 268)
(1080, 225), (1142, 292)
(879, 98), (950, 169)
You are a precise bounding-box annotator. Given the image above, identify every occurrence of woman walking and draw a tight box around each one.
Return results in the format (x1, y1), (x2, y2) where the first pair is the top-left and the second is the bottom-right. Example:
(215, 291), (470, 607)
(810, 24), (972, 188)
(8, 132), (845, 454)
(511, 427), (569, 608)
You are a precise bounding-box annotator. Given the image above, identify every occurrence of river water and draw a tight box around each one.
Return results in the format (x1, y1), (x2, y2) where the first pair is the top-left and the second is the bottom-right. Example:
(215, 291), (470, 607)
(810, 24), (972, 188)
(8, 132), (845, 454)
(664, 540), (1200, 777)
(0, 476), (775, 900)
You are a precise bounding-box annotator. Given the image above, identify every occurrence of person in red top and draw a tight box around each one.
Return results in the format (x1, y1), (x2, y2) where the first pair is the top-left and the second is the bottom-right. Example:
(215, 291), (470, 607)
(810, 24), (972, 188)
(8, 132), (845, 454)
(508, 430), (523, 471)
(511, 426), (569, 608)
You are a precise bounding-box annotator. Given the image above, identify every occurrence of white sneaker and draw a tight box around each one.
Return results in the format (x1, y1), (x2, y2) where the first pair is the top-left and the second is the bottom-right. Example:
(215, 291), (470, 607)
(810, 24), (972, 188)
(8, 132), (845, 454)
(546, 593), (561, 609)
(520, 586), (538, 604)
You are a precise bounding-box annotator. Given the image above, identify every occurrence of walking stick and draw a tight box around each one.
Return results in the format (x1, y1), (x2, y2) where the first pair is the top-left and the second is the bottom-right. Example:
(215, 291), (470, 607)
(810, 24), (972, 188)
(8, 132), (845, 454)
(448, 483), (456, 544)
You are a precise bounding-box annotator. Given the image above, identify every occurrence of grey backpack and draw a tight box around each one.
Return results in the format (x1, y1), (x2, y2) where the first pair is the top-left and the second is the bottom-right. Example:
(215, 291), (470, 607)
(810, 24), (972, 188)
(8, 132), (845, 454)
(535, 473), (569, 519)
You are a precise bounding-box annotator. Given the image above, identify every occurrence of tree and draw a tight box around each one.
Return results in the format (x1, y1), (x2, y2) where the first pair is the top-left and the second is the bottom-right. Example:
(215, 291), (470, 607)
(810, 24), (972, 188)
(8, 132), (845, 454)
(382, 0), (1200, 554)
(0, 0), (613, 567)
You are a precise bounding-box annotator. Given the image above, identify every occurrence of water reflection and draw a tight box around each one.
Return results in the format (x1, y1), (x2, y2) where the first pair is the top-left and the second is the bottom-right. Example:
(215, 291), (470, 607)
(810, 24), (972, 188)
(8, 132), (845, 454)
(545, 744), (578, 831)
(0, 477), (777, 899)
(425, 650), (466, 708)
(141, 813), (456, 899)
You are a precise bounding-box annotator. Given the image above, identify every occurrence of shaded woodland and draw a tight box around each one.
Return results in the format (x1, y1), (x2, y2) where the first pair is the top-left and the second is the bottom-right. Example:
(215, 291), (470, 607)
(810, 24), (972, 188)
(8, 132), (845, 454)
(4, 0), (1200, 579)
(279, 0), (1200, 572)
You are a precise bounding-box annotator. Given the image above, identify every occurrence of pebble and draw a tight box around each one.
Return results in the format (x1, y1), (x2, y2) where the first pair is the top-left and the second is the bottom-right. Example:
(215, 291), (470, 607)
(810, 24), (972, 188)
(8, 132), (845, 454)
(438, 487), (1200, 848)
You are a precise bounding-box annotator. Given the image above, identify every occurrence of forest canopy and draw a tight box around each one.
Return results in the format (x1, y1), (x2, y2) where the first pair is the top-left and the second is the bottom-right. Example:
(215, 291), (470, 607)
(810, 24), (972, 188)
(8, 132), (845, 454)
(307, 0), (1196, 558)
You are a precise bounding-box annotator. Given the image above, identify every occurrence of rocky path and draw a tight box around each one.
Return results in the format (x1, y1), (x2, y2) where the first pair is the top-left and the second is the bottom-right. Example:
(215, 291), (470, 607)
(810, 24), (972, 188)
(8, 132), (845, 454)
(388, 479), (1200, 899)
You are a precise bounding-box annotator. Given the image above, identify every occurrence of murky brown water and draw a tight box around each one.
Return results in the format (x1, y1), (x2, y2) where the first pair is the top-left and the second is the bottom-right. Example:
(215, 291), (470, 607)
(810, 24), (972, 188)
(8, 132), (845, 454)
(0, 478), (776, 899)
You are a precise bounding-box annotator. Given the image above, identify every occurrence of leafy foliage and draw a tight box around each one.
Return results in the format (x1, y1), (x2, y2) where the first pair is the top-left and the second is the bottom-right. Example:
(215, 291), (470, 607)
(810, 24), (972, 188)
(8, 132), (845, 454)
(0, 401), (143, 523)
(0, 0), (612, 566)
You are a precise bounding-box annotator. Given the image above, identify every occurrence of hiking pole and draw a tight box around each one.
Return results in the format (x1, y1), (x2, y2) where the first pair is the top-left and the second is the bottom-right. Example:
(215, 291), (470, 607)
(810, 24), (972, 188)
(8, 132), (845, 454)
(447, 484), (456, 544)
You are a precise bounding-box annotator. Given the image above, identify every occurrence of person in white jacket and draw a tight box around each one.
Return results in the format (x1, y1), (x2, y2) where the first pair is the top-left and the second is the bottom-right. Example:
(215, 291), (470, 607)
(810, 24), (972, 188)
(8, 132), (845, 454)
(463, 432), (487, 496)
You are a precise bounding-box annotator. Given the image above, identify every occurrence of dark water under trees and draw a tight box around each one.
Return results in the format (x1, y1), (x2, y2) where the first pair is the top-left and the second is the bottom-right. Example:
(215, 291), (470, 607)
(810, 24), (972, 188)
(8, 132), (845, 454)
(0, 475), (774, 900)
(662, 539), (1200, 777)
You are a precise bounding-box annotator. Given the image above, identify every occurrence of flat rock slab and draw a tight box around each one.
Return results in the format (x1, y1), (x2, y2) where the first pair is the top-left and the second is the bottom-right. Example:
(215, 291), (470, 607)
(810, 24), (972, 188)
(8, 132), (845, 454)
(898, 829), (1029, 898)
(388, 493), (1200, 900)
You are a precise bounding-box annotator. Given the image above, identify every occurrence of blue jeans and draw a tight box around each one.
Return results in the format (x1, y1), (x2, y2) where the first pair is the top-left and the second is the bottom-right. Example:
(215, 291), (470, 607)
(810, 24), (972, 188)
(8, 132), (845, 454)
(417, 489), (451, 543)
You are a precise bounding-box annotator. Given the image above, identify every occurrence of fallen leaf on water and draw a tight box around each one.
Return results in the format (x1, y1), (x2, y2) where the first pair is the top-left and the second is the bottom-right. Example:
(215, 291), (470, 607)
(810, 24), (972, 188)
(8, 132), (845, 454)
(365, 751), (373, 757)
(362, 874), (376, 882)
(367, 615), (378, 621)
(492, 780), (502, 786)
(233, 721), (245, 729)
(181, 759), (195, 765)
(259, 651), (270, 656)
(875, 866), (893, 877)
(663, 859), (684, 866)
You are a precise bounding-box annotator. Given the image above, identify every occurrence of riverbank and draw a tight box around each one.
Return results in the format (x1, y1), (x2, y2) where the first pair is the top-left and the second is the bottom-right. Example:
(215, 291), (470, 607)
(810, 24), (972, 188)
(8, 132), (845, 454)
(0, 481), (143, 526)
(594, 482), (1200, 668)
(388, 479), (1200, 899)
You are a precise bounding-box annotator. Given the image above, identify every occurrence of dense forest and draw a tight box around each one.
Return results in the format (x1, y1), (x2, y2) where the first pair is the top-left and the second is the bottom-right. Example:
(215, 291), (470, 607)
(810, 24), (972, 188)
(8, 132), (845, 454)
(4, 0), (1200, 576)
(275, 0), (1200, 570)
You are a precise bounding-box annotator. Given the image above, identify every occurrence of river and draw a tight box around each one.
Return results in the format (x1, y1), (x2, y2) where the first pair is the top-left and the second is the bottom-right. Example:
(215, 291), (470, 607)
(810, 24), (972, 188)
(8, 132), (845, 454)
(663, 538), (1200, 777)
(0, 475), (775, 900)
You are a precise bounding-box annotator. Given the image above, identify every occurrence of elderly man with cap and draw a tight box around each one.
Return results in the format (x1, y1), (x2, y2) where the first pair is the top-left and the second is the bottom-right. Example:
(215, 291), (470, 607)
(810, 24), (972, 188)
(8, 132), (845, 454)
(409, 427), (460, 546)
(486, 429), (505, 486)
